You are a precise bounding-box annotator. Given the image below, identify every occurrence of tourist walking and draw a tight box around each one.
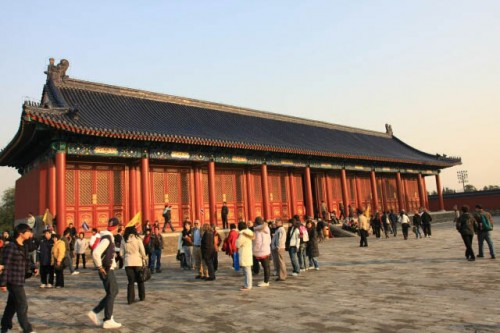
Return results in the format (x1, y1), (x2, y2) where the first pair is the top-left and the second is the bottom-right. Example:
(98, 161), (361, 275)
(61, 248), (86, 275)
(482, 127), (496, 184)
(456, 205), (476, 261)
(252, 217), (272, 287)
(286, 218), (301, 276)
(52, 233), (66, 288)
(371, 212), (382, 239)
(181, 222), (193, 270)
(412, 211), (422, 239)
(421, 208), (433, 238)
(162, 205), (175, 232)
(200, 223), (216, 281)
(192, 220), (207, 279)
(358, 208), (369, 247)
(0, 224), (38, 333)
(389, 210), (398, 237)
(63, 230), (78, 275)
(399, 210), (411, 240)
(38, 229), (54, 288)
(149, 227), (164, 273)
(87, 217), (122, 329)
(306, 220), (320, 270)
(474, 204), (495, 259)
(75, 232), (88, 270)
(236, 221), (254, 291)
(271, 219), (287, 281)
(120, 226), (147, 304)
(298, 219), (309, 271)
(382, 211), (392, 238)
(222, 223), (239, 269)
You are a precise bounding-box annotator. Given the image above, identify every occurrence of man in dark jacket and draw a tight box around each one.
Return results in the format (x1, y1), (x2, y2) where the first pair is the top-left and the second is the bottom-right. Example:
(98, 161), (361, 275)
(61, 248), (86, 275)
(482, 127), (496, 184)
(456, 205), (476, 261)
(201, 224), (215, 281)
(221, 202), (229, 229)
(161, 205), (175, 233)
(420, 208), (433, 238)
(389, 210), (398, 237)
(1, 224), (37, 333)
(37, 230), (54, 288)
(149, 227), (164, 273)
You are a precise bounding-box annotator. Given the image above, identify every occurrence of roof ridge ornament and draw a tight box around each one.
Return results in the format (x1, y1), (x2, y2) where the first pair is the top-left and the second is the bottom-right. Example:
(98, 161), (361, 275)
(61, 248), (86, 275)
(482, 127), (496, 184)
(385, 123), (393, 136)
(45, 58), (69, 83)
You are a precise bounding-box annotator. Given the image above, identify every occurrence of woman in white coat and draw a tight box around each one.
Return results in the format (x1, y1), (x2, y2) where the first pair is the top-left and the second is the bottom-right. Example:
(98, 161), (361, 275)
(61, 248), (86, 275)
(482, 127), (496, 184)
(236, 221), (254, 291)
(120, 226), (147, 304)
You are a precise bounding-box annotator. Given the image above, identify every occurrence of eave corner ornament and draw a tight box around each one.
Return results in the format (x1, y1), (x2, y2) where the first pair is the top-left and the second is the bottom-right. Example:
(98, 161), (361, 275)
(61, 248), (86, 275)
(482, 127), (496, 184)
(45, 58), (69, 82)
(385, 123), (393, 136)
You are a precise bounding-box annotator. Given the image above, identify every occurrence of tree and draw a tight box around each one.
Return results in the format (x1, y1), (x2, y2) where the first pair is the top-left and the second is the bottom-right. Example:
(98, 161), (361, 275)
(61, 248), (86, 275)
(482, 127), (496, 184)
(464, 184), (477, 192)
(443, 187), (456, 194)
(483, 185), (500, 191)
(0, 187), (15, 231)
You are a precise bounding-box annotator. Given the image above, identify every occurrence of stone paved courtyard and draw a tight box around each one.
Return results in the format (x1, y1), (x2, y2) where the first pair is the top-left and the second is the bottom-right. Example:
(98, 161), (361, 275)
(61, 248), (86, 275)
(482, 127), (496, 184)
(2, 219), (499, 333)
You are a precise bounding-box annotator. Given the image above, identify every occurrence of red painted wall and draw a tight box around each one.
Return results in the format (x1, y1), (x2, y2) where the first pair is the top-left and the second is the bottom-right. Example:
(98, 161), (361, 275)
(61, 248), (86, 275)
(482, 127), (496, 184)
(428, 190), (500, 211)
(15, 163), (46, 219)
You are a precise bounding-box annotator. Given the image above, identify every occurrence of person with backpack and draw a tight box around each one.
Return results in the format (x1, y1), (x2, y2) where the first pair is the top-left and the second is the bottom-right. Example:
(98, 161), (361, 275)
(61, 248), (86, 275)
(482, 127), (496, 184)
(474, 204), (495, 259)
(456, 205), (477, 261)
(420, 208), (433, 238)
(87, 217), (122, 329)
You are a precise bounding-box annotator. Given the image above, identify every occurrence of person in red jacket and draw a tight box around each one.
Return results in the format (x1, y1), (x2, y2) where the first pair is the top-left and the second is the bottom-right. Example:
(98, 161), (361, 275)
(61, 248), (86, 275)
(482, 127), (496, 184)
(222, 224), (239, 269)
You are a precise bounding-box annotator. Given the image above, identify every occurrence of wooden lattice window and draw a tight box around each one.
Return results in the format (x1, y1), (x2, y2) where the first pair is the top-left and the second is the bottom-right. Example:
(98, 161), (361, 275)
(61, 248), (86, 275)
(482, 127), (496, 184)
(153, 172), (165, 204)
(295, 176), (303, 201)
(280, 174), (287, 201)
(215, 175), (223, 201)
(222, 173), (234, 202)
(79, 170), (92, 205)
(96, 171), (109, 205)
(181, 171), (190, 204)
(167, 173), (179, 203)
(253, 173), (262, 202)
(236, 172), (243, 202)
(113, 170), (123, 205)
(66, 170), (75, 205)
(270, 175), (281, 202)
(202, 171), (209, 203)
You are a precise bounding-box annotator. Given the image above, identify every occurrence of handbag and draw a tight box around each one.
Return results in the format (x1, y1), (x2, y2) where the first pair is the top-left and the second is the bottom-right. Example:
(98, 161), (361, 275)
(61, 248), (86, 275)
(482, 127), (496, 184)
(138, 261), (151, 282)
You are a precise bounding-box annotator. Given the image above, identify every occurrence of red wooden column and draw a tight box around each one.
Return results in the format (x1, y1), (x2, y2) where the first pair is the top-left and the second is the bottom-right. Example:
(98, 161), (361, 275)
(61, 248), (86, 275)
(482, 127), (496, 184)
(288, 170), (297, 217)
(55, 147), (66, 236)
(208, 160), (217, 225)
(304, 166), (314, 219)
(379, 178), (387, 212)
(324, 172), (332, 213)
(395, 172), (404, 211)
(340, 169), (349, 212)
(48, 160), (56, 216)
(141, 155), (151, 223)
(370, 170), (379, 212)
(435, 173), (445, 211)
(193, 166), (202, 221)
(423, 177), (429, 209)
(245, 169), (254, 222)
(417, 174), (425, 209)
(129, 165), (138, 219)
(355, 176), (362, 209)
(261, 163), (271, 220)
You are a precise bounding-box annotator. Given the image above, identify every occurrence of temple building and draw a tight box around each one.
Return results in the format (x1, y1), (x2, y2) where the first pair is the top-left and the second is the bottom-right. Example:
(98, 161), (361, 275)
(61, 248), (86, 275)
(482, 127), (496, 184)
(0, 59), (461, 235)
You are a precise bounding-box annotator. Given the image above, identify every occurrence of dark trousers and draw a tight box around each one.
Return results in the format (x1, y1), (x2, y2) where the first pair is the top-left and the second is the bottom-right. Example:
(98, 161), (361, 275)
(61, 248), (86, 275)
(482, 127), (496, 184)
(150, 249), (162, 270)
(423, 223), (432, 237)
(76, 253), (86, 269)
(115, 252), (123, 269)
(257, 256), (271, 283)
(252, 256), (260, 274)
(360, 229), (368, 247)
(213, 252), (219, 272)
(383, 224), (391, 238)
(391, 222), (398, 236)
(222, 216), (228, 229)
(125, 267), (145, 304)
(40, 265), (54, 285)
(402, 224), (410, 240)
(93, 269), (119, 321)
(162, 219), (175, 232)
(55, 267), (64, 287)
(374, 226), (381, 238)
(204, 256), (215, 279)
(461, 234), (475, 260)
(1, 284), (33, 333)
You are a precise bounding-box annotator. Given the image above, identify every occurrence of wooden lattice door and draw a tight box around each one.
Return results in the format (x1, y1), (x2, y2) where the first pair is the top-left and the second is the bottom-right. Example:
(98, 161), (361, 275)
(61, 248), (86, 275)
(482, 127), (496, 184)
(268, 172), (289, 219)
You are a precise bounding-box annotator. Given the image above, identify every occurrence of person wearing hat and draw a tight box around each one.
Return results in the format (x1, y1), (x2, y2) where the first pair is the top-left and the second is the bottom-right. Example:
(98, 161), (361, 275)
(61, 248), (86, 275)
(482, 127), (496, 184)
(87, 217), (122, 329)
(0, 223), (38, 333)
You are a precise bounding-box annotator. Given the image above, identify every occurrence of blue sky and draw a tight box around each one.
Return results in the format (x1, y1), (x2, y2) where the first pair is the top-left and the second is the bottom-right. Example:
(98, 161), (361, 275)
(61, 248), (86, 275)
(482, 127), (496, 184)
(1, 1), (499, 195)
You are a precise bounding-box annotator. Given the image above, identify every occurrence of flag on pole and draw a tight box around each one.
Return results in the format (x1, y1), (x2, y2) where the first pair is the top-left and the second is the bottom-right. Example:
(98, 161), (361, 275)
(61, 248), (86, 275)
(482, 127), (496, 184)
(81, 221), (90, 231)
(126, 212), (142, 228)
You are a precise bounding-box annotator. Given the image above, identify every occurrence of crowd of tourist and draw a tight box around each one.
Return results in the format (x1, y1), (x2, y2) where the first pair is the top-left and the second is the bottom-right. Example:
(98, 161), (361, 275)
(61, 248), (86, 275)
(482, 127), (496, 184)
(0, 204), (496, 332)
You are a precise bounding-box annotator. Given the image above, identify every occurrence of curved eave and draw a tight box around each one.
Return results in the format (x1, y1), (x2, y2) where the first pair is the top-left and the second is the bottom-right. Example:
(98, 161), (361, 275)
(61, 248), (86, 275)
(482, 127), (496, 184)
(27, 114), (459, 168)
(0, 118), (38, 168)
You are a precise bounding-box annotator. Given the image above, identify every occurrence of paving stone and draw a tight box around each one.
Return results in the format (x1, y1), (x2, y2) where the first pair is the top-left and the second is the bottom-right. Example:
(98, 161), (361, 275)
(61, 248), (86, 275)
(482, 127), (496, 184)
(1, 219), (499, 332)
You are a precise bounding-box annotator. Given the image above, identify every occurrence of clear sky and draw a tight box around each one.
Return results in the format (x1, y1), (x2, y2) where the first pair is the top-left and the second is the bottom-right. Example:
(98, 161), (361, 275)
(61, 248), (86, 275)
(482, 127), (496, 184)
(1, 1), (499, 196)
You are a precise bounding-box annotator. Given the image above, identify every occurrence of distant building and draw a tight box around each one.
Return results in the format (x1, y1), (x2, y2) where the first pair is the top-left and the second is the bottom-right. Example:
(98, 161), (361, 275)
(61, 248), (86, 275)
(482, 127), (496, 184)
(0, 58), (460, 234)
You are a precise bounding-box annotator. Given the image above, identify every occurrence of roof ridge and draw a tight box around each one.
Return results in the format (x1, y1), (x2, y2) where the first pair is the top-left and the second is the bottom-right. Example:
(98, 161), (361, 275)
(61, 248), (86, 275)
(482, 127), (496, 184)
(55, 77), (390, 138)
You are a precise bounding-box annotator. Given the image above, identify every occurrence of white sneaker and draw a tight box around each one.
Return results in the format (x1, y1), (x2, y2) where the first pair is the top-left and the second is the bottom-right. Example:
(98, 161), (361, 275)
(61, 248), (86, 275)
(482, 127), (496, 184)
(257, 281), (270, 287)
(46, 284), (53, 288)
(39, 284), (46, 288)
(87, 311), (102, 326)
(315, 267), (320, 271)
(292, 272), (298, 276)
(103, 317), (122, 329)
(71, 271), (80, 275)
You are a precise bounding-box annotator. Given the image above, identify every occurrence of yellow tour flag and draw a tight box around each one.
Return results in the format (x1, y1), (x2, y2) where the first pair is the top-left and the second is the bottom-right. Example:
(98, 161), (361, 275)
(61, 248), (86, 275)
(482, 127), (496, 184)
(126, 212), (141, 228)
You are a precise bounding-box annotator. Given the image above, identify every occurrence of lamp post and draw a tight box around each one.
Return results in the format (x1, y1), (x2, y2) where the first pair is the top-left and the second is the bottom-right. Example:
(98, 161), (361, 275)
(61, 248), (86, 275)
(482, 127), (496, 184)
(457, 170), (468, 192)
